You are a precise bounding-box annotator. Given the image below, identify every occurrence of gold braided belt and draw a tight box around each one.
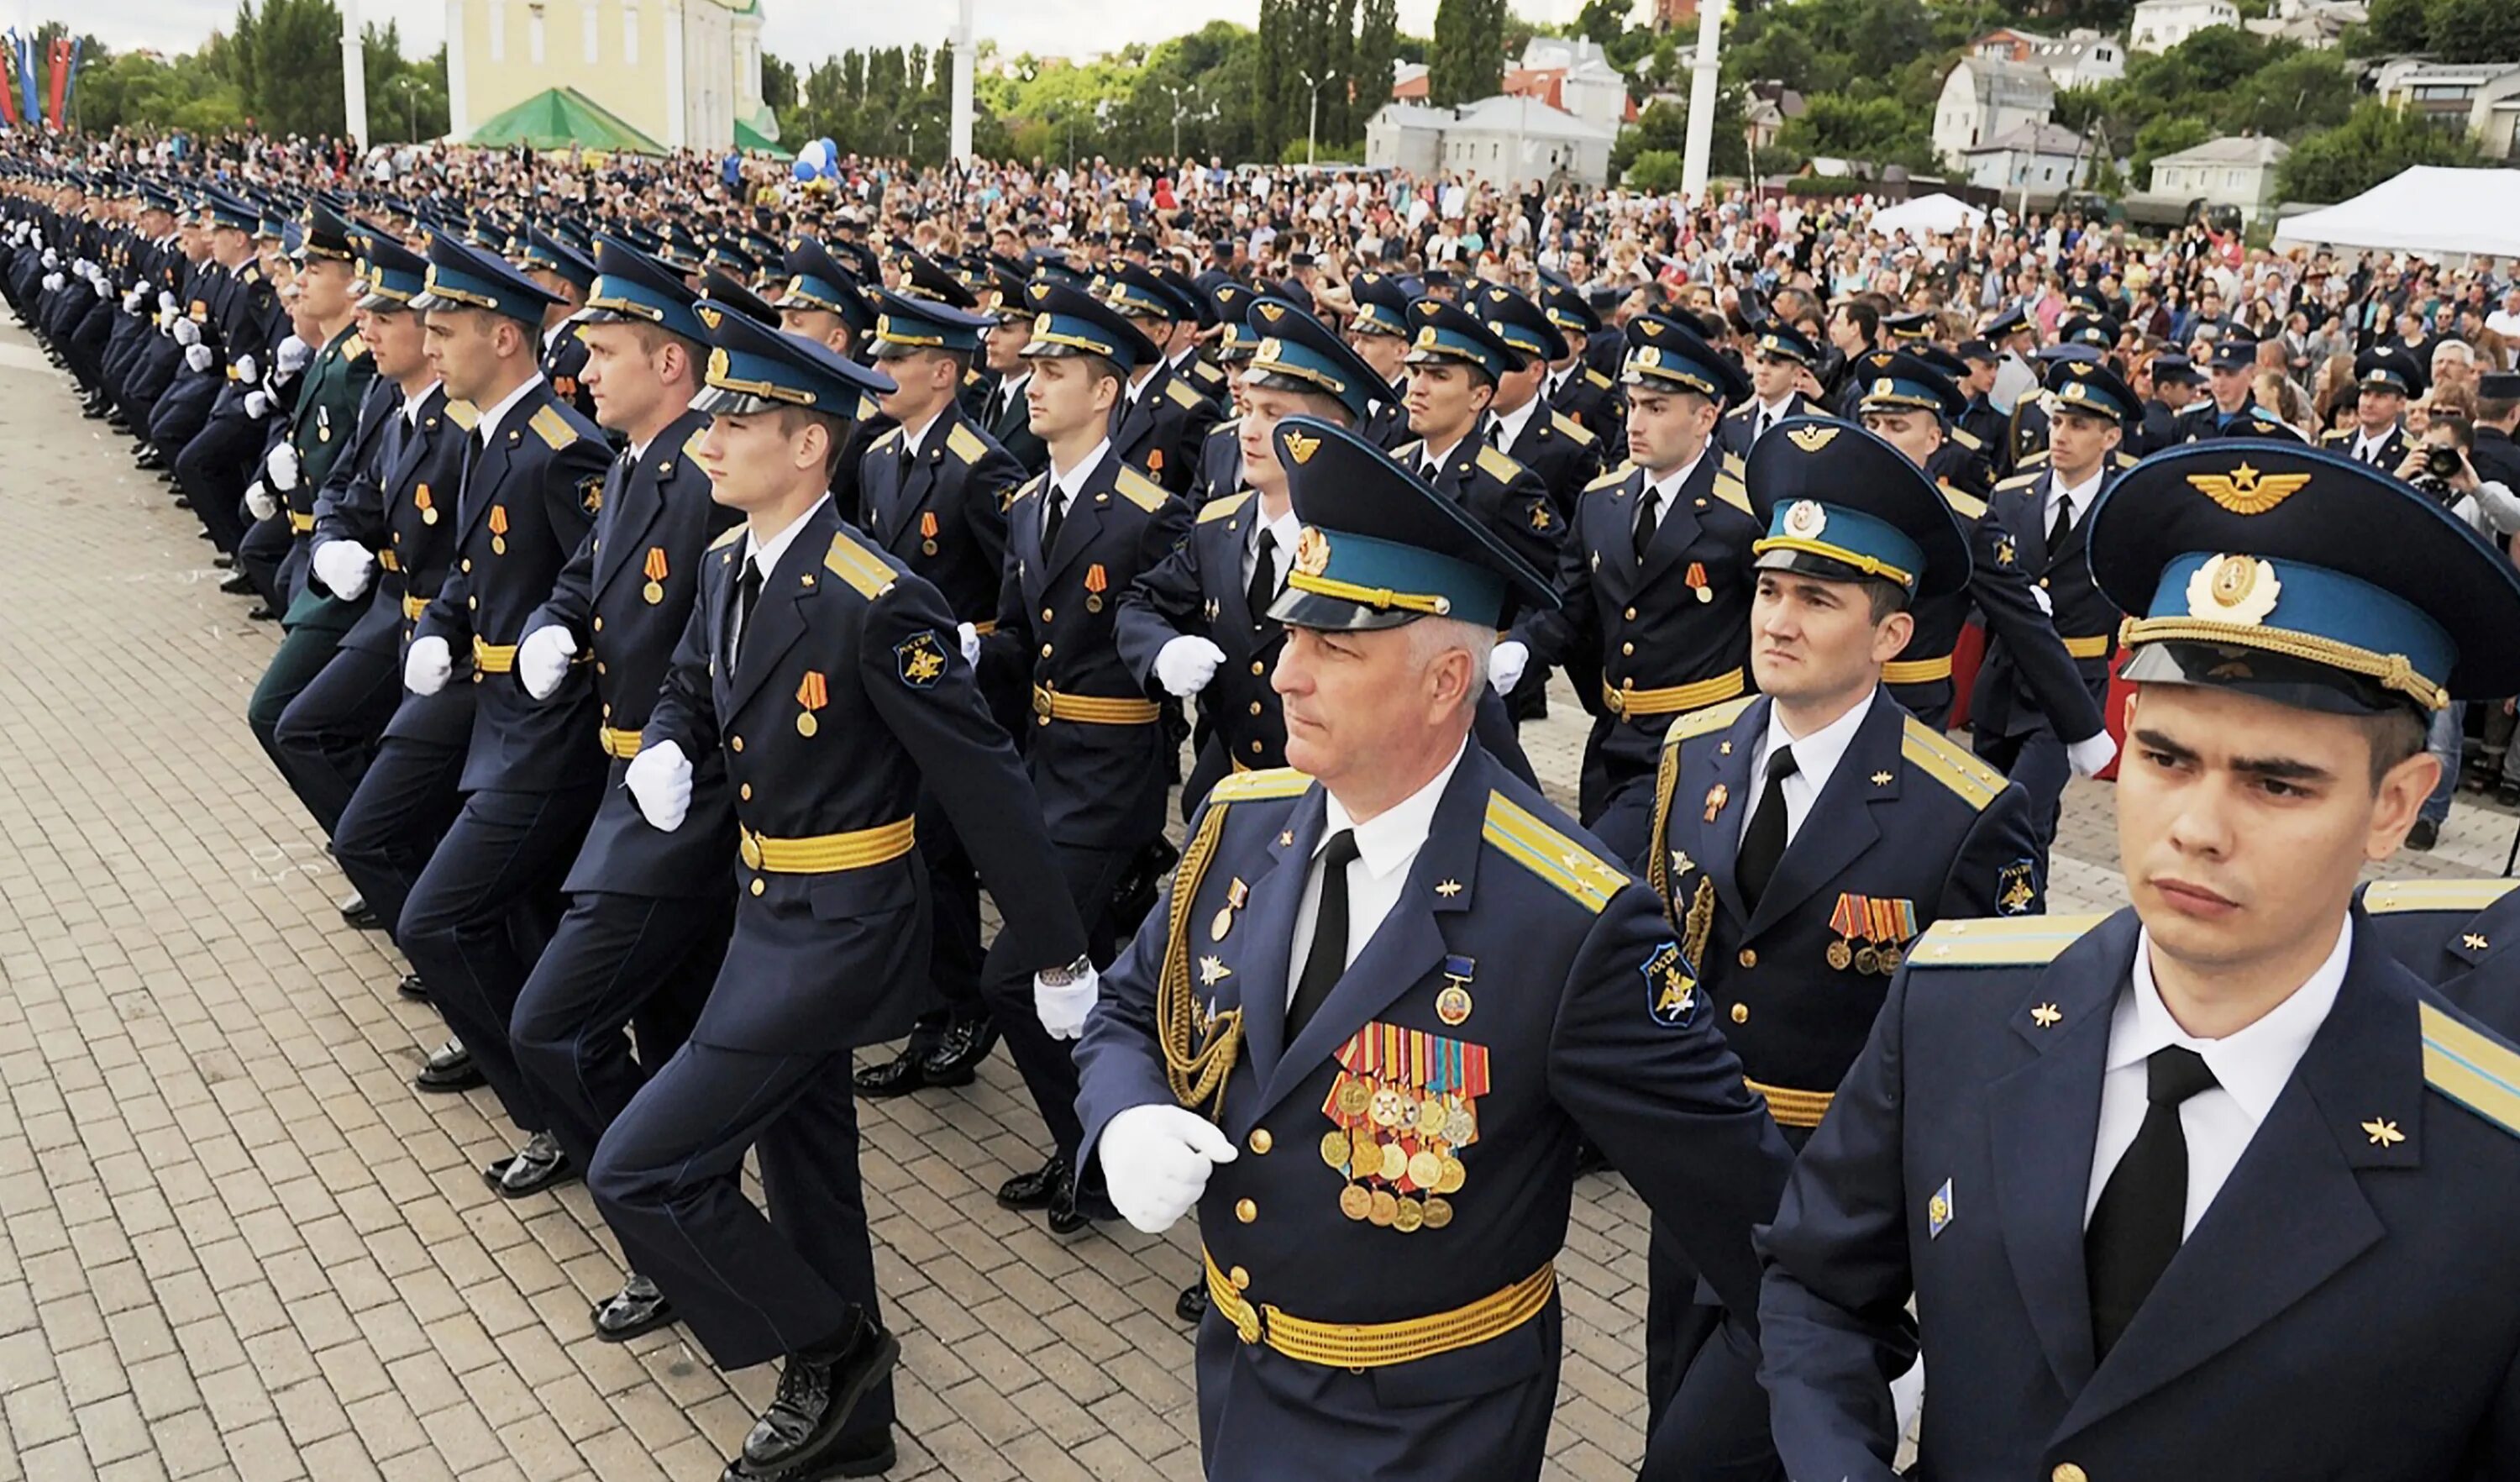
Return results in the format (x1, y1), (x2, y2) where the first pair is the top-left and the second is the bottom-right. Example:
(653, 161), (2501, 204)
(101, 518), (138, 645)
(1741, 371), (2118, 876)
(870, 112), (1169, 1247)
(2061, 634), (2112, 660)
(737, 818), (916, 874)
(472, 639), (518, 673)
(287, 511), (317, 533)
(1032, 684), (1163, 726)
(401, 594), (428, 621)
(1745, 1078), (1835, 1130)
(1204, 1251), (1555, 1369)
(1603, 667), (1746, 719)
(597, 726), (643, 759)
(1882, 655), (1953, 685)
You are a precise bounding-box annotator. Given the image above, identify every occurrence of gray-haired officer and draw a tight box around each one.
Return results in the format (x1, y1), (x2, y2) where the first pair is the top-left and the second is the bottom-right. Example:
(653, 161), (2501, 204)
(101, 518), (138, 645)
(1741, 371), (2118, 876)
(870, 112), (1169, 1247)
(591, 307), (1089, 1481)
(1760, 439), (2520, 1481)
(1074, 414), (1793, 1482)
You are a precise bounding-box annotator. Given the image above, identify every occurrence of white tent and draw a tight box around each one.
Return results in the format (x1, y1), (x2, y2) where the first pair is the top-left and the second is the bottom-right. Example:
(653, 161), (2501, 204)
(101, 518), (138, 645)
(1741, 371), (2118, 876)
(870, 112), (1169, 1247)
(2272, 166), (2520, 258)
(1868, 192), (1987, 236)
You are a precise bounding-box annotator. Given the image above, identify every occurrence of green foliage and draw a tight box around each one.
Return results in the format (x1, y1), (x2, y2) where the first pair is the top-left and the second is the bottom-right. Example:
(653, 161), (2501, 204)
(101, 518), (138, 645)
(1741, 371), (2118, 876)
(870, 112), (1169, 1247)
(2131, 114), (2210, 181)
(1429, 0), (1504, 107)
(1777, 92), (1934, 171)
(54, 3), (446, 139)
(230, 0), (347, 135)
(2277, 99), (2481, 202)
(2349, 0), (2434, 54)
(2423, 0), (2520, 62)
(1608, 97), (1684, 178)
(363, 24), (449, 144)
(1625, 149), (1686, 192)
(1784, 175), (1868, 197)
(1278, 137), (1364, 164)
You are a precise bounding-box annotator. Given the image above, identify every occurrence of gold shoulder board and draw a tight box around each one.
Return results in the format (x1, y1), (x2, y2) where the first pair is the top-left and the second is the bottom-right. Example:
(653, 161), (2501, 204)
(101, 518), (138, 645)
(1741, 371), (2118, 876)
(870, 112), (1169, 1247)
(1994, 471), (2041, 492)
(1942, 485), (1988, 522)
(1474, 444), (1525, 485)
(1210, 767), (1313, 802)
(946, 423), (988, 465)
(1950, 426), (1982, 450)
(1663, 694), (1758, 749)
(1585, 367), (1613, 390)
(2419, 1000), (2520, 1138)
(1551, 410), (1597, 446)
(1709, 471), (1752, 517)
(1908, 912), (2109, 967)
(872, 426), (903, 452)
(444, 400), (480, 430)
(1902, 717), (2008, 813)
(1165, 377), (1205, 410)
(1586, 462), (1633, 493)
(529, 403), (575, 450)
(1209, 417), (1242, 439)
(683, 427), (709, 460)
(1198, 492), (1252, 524)
(709, 524), (746, 551)
(1114, 465), (1168, 513)
(822, 531), (899, 598)
(2363, 880), (2520, 915)
(1483, 793), (1625, 915)
(342, 334), (368, 361)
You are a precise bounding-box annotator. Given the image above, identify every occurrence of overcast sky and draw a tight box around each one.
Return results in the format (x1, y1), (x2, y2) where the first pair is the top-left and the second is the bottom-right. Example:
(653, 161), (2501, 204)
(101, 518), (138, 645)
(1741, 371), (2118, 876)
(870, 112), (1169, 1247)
(11, 1), (1601, 66)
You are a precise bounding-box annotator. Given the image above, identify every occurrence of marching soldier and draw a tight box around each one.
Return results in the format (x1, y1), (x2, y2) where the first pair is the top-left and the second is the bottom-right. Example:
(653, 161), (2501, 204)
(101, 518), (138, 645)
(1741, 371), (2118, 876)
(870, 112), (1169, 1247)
(1185, 280), (1263, 506)
(974, 257), (1048, 474)
(1100, 262), (1218, 495)
(766, 235), (895, 526)
(1498, 314), (1757, 864)
(2321, 347), (2422, 473)
(153, 193), (274, 556)
(2176, 337), (2302, 443)
(2005, 318), (2116, 474)
(1972, 359), (2144, 850)
(1955, 337), (2009, 456)
(1343, 271), (1416, 452)
(396, 233), (615, 1192)
(969, 282), (1189, 1232)
(1537, 281), (1623, 446)
(1714, 319), (1823, 462)
(848, 286), (1030, 1101)
(1472, 285), (1605, 523)
(504, 238), (739, 1341)
(2134, 352), (2200, 458)
(518, 226), (600, 423)
(1758, 439), (2520, 1482)
(1635, 417), (2041, 1471)
(1073, 414), (1793, 1482)
(589, 307), (1090, 1482)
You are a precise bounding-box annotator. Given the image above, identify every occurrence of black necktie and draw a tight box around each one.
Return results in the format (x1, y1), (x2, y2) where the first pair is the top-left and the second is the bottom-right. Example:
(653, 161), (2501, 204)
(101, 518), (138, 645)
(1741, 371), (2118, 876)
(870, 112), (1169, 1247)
(1483, 417), (1504, 447)
(1247, 528), (1277, 621)
(1421, 457), (1443, 483)
(1287, 829), (1362, 1041)
(1632, 489), (1660, 560)
(731, 555), (764, 666)
(2086, 1044), (2219, 1361)
(1736, 746), (1798, 911)
(1756, 408), (1772, 443)
(1042, 488), (1068, 556)
(2049, 493), (2074, 553)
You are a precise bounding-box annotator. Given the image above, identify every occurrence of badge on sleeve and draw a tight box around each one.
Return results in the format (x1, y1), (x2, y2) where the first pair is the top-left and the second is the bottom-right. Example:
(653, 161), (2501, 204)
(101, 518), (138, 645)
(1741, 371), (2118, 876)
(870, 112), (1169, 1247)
(1642, 942), (1699, 1029)
(580, 474), (605, 516)
(895, 632), (949, 689)
(1998, 859), (2039, 915)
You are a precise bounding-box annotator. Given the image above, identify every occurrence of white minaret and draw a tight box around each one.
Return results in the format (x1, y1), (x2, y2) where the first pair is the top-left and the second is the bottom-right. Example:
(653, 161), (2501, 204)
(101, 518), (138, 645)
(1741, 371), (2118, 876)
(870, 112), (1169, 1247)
(950, 0), (975, 163)
(1680, 0), (1723, 202)
(341, 0), (370, 149)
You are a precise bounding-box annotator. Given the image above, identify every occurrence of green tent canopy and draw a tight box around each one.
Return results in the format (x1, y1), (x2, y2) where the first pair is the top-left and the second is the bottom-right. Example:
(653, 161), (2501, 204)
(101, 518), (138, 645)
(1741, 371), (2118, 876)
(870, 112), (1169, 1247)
(465, 87), (667, 155)
(734, 109), (790, 159)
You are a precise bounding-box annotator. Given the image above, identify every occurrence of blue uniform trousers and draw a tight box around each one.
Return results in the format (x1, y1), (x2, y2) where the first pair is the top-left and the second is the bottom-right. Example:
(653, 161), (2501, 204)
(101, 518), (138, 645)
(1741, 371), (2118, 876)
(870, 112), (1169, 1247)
(270, 644), (402, 840)
(332, 734), (468, 941)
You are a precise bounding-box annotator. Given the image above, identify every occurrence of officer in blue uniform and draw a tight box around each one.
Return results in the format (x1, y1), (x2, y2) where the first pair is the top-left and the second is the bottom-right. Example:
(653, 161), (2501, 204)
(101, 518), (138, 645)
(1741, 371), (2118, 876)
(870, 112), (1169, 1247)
(1502, 314), (1757, 864)
(2133, 351), (2199, 457)
(2176, 336), (2303, 443)
(499, 237), (738, 1339)
(1471, 285), (1605, 523)
(970, 282), (1189, 1232)
(1073, 414), (1793, 1482)
(1972, 358), (2143, 850)
(1345, 271), (1417, 452)
(1184, 279), (1263, 507)
(2318, 346), (2422, 473)
(974, 258), (1051, 475)
(154, 193), (275, 554)
(1759, 439), (2520, 1482)
(1100, 261), (1220, 495)
(1538, 281), (1623, 447)
(589, 307), (1089, 1482)
(1635, 417), (2042, 1474)
(847, 285), (1032, 1101)
(2004, 316), (2118, 473)
(1389, 298), (1562, 617)
(517, 225), (600, 423)
(2360, 877), (2520, 1022)
(396, 233), (616, 1189)
(1714, 320), (1822, 463)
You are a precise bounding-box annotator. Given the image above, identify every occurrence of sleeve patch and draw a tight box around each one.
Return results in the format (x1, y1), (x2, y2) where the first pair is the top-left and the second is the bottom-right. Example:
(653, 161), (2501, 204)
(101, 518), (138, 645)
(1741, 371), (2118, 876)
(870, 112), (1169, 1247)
(1644, 942), (1701, 1028)
(895, 631), (949, 688)
(1998, 858), (2040, 915)
(578, 474), (605, 516)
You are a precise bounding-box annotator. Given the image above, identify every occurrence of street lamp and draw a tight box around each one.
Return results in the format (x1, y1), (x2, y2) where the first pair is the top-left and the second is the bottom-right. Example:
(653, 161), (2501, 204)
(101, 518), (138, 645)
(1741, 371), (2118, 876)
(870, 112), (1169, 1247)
(1297, 66), (1331, 167)
(1158, 82), (1201, 161)
(389, 75), (421, 144)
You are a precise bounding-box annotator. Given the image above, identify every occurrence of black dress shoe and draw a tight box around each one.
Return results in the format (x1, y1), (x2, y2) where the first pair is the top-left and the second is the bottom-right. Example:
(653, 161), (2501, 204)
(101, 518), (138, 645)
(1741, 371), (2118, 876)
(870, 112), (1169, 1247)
(218, 572), (255, 596)
(1174, 1281), (1209, 1324)
(1047, 1160), (1116, 1237)
(591, 1274), (677, 1343)
(340, 894), (386, 931)
(739, 1314), (901, 1474)
(2407, 817), (2441, 851)
(849, 1048), (927, 1099)
(996, 1155), (1065, 1210)
(482, 1132), (577, 1198)
(396, 974), (428, 1001)
(134, 448), (165, 470)
(212, 553), (234, 569)
(2501, 782), (2520, 808)
(247, 604), (279, 622)
(413, 1041), (484, 1093)
(171, 496), (192, 509)
(916, 1014), (998, 1086)
(718, 1433), (896, 1482)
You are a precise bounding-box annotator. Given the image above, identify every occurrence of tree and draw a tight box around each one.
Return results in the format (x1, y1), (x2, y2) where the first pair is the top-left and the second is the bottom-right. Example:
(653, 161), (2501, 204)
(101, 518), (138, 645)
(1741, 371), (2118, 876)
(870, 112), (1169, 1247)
(1354, 0), (1400, 121)
(2278, 100), (2481, 202)
(2132, 113), (2212, 181)
(1429, 0), (1504, 107)
(231, 0), (346, 135)
(1574, 0), (1627, 47)
(2349, 0), (2432, 54)
(1626, 149), (1686, 192)
(2425, 0), (2520, 62)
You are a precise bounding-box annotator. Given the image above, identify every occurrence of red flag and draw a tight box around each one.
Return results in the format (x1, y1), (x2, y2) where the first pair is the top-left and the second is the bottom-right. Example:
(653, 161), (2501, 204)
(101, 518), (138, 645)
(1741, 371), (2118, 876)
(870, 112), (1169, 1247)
(45, 38), (70, 129)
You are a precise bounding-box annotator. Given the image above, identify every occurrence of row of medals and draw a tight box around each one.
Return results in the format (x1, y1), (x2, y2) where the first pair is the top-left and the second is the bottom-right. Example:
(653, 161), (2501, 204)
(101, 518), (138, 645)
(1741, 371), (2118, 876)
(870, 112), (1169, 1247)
(1321, 1086), (1470, 1232)
(1828, 937), (1906, 975)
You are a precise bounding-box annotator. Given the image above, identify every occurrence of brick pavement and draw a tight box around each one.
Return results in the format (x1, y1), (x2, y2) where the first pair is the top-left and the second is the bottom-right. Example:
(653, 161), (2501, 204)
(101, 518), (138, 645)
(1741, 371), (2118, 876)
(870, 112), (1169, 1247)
(3, 318), (2516, 1480)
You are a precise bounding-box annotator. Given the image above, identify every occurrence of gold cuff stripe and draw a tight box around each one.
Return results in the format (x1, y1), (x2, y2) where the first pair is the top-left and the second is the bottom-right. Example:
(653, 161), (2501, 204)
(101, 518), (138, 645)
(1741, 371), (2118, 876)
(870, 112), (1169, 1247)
(472, 639), (518, 673)
(287, 512), (317, 533)
(2061, 634), (2113, 660)
(738, 818), (916, 875)
(1604, 667), (1746, 719)
(401, 594), (428, 621)
(1745, 1078), (1835, 1129)
(1204, 1251), (1555, 1369)
(598, 726), (644, 759)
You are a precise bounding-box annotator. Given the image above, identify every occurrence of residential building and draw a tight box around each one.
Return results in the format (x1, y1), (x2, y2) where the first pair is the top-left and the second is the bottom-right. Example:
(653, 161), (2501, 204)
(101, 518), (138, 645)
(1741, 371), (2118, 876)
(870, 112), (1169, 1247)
(1934, 55), (2057, 168)
(1508, 36), (1637, 133)
(445, 0), (771, 152)
(1959, 121), (2092, 195)
(2129, 0), (2242, 52)
(2140, 134), (2292, 223)
(1364, 94), (1619, 188)
(2374, 60), (2520, 155)
(1969, 27), (2127, 90)
(2243, 0), (2365, 50)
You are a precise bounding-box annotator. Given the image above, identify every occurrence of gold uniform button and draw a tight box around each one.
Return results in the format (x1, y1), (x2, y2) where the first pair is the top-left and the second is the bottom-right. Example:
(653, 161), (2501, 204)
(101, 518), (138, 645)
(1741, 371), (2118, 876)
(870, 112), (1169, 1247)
(462, 559), (473, 572)
(2052, 1467), (2088, 1482)
(1248, 1129), (1273, 1154)
(1041, 644), (1054, 659)
(1235, 1199), (1257, 1223)
(1251, 660), (1266, 676)
(1249, 702), (1263, 716)
(1730, 1002), (1749, 1025)
(749, 878), (764, 896)
(730, 736), (743, 753)
(1249, 740), (1264, 754)
(467, 596), (477, 610)
(1041, 607), (1053, 623)
(596, 662), (606, 675)
(1624, 607), (1637, 620)
(1229, 1265), (1251, 1290)
(1738, 949), (1757, 969)
(739, 783), (752, 801)
(1620, 642), (1635, 656)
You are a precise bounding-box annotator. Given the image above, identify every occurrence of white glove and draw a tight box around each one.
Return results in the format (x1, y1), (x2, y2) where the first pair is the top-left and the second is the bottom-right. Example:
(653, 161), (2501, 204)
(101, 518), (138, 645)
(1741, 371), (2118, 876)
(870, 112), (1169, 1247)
(957, 620), (981, 665)
(183, 343), (213, 373)
(275, 338), (311, 376)
(243, 481), (277, 522)
(1152, 635), (1226, 698)
(92, 275), (113, 300)
(2029, 583), (2054, 618)
(157, 290), (176, 316)
(123, 286), (145, 313)
(234, 353), (260, 386)
(40, 272), (60, 292)
(1489, 639), (1530, 695)
(265, 444), (300, 491)
(1097, 1102), (1238, 1235)
(403, 635), (452, 696)
(171, 316), (199, 346)
(623, 739), (691, 832)
(517, 624), (577, 701)
(2067, 731), (2118, 779)
(1034, 962), (1100, 1042)
(244, 389), (270, 420)
(39, 248), (56, 269)
(311, 540), (373, 601)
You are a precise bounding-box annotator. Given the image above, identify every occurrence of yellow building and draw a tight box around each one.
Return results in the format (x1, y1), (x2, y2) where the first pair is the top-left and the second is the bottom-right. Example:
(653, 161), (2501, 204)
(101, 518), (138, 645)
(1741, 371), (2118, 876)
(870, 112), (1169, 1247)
(444, 0), (774, 153)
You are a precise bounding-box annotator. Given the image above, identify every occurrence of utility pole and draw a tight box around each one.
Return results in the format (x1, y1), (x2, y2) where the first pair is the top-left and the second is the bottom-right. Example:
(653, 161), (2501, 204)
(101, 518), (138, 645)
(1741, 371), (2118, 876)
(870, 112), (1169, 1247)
(1680, 0), (1722, 202)
(950, 0), (975, 164)
(340, 0), (370, 150)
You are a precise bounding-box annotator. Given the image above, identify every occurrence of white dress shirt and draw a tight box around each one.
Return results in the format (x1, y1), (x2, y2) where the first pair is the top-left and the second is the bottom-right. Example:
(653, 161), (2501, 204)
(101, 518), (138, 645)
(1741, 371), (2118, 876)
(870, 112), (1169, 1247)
(1741, 690), (1876, 848)
(895, 407), (945, 462)
(1417, 434), (1467, 479)
(1751, 394), (1798, 442)
(2350, 428), (2397, 467)
(990, 370), (1030, 424)
(2046, 469), (2103, 534)
(1638, 447), (1709, 533)
(732, 494), (832, 658)
(1244, 505), (1302, 599)
(1045, 438), (1112, 538)
(401, 380), (443, 424)
(472, 372), (546, 448)
(1286, 741), (1467, 1004)
(1484, 395), (1542, 452)
(2084, 918), (2350, 1236)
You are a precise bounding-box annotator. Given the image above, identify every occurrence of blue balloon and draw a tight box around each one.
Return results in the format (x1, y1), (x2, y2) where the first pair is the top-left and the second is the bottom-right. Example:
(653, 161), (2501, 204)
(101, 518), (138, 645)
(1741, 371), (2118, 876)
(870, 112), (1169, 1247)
(792, 158), (816, 181)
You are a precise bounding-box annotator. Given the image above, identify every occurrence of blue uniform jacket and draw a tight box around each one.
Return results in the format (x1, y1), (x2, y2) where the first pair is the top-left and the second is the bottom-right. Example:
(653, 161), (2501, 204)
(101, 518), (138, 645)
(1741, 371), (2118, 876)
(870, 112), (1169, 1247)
(982, 456), (1189, 850)
(527, 408), (741, 898)
(1544, 361), (1622, 449)
(1389, 435), (1562, 597)
(2360, 877), (2520, 1022)
(1187, 417), (1242, 509)
(1647, 690), (2041, 1122)
(1889, 485), (2107, 740)
(2175, 397), (2304, 444)
(1073, 749), (1793, 1480)
(1971, 466), (2123, 744)
(1115, 489), (1289, 800)
(414, 383), (613, 792)
(643, 500), (1088, 1053)
(1497, 402), (1605, 523)
(318, 390), (480, 749)
(1714, 391), (1816, 463)
(1109, 361), (1220, 497)
(855, 402), (1021, 625)
(1758, 907), (2520, 1482)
